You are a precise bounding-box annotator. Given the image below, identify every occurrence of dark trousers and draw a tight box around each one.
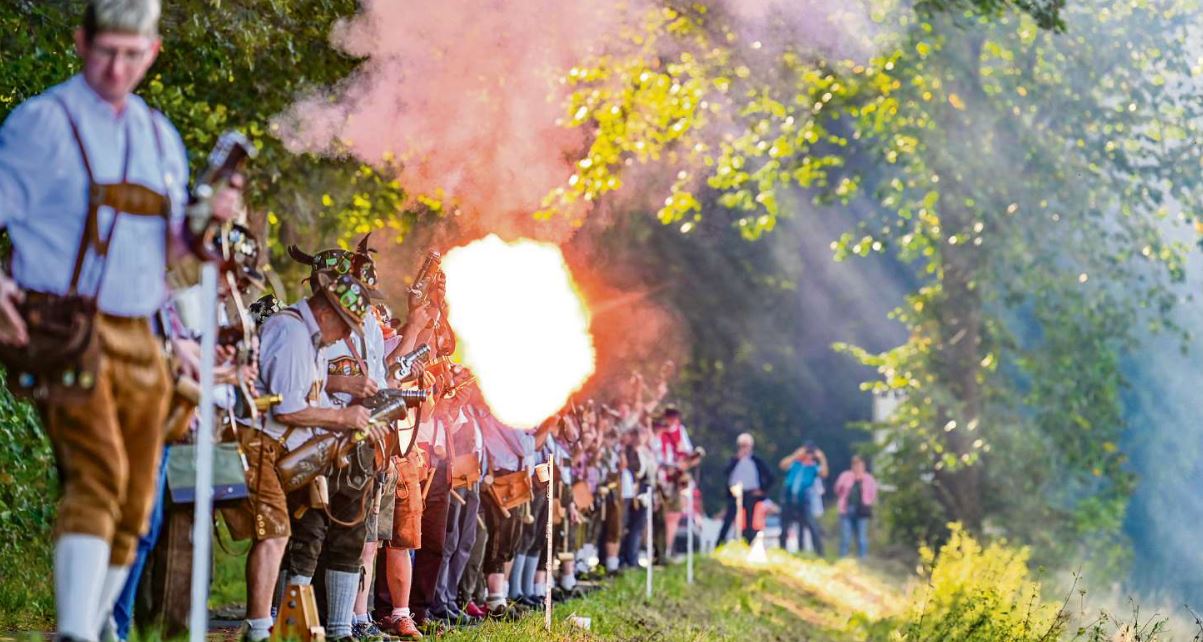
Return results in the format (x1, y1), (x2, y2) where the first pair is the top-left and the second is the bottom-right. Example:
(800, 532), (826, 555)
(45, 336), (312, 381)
(286, 465), (375, 577)
(434, 483), (481, 610)
(482, 481), (522, 576)
(410, 459), (450, 616)
(717, 495), (766, 544)
(516, 487), (548, 556)
(618, 498), (646, 567)
(458, 516), (488, 604)
(781, 500), (824, 555)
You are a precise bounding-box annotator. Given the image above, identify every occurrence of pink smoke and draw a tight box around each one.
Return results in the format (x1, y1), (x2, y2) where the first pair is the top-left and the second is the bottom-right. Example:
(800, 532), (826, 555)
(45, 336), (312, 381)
(273, 0), (638, 241)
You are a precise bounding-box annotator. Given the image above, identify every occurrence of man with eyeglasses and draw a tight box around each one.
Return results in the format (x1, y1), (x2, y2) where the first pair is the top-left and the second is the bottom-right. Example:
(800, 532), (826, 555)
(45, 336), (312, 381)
(0, 2), (239, 640)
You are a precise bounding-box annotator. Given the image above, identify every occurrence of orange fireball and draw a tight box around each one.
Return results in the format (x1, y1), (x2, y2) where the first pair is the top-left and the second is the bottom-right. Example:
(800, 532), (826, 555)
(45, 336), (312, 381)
(442, 235), (596, 428)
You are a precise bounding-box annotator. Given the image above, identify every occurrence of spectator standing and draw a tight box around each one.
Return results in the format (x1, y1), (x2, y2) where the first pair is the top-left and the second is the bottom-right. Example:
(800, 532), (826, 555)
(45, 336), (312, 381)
(834, 456), (877, 559)
(717, 433), (775, 543)
(779, 442), (828, 555)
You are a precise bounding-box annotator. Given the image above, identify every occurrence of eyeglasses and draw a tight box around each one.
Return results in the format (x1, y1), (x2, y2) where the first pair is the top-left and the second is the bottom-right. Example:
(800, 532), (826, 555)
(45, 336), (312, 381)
(89, 43), (152, 66)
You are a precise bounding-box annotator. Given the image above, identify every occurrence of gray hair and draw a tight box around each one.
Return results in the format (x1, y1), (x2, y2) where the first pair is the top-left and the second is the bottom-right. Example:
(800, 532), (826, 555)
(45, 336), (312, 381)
(736, 432), (754, 447)
(84, 0), (161, 40)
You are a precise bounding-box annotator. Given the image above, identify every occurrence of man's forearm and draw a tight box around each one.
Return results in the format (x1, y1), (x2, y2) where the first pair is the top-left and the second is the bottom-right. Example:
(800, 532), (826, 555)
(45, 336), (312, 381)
(276, 406), (348, 430)
(325, 375), (360, 396)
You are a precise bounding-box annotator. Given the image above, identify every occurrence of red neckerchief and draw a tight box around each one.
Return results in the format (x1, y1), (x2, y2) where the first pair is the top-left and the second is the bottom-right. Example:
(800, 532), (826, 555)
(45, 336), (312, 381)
(659, 424), (684, 462)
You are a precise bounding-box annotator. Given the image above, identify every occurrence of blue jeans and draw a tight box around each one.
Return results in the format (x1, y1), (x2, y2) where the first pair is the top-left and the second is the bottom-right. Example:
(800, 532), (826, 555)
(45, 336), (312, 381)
(839, 513), (870, 558)
(113, 445), (170, 640)
(781, 501), (824, 555)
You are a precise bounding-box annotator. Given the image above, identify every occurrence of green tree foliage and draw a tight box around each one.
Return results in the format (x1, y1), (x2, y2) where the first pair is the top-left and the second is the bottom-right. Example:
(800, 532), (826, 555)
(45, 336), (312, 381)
(0, 0), (412, 621)
(549, 0), (1203, 572)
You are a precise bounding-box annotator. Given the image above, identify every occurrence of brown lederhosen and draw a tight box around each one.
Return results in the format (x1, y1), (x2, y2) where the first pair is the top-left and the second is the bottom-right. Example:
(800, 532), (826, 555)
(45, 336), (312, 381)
(43, 98), (173, 566)
(389, 453), (424, 549)
(223, 309), (317, 542)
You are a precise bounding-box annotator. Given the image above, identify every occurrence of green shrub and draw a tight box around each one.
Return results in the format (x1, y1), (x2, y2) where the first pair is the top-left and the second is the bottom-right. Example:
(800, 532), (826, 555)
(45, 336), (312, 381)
(0, 372), (56, 628)
(883, 524), (1067, 642)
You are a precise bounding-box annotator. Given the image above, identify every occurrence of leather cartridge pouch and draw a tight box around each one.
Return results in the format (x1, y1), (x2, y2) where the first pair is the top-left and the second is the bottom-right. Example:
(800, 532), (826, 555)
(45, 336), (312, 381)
(450, 452), (481, 490)
(571, 480), (594, 513)
(0, 292), (100, 403)
(0, 99), (170, 403)
(490, 469), (533, 511)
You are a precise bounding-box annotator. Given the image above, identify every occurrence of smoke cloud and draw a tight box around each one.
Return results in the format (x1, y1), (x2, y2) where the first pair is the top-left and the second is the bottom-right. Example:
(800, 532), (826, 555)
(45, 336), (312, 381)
(273, 0), (641, 242)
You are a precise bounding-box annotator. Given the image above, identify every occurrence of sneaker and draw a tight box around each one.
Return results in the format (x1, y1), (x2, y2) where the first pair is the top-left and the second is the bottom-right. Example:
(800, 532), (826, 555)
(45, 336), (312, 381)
(379, 614), (423, 641)
(353, 619), (391, 642)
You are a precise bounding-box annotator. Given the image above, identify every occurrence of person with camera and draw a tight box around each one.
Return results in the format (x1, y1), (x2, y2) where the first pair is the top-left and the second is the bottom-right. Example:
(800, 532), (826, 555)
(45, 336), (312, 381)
(227, 272), (377, 642)
(779, 441), (829, 555)
(0, 1), (244, 638)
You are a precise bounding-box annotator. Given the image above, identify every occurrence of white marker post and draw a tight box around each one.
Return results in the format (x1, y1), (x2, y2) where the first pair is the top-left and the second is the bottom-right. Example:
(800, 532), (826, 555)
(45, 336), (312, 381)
(645, 488), (654, 600)
(686, 479), (694, 585)
(188, 262), (218, 642)
(545, 462), (554, 631)
(731, 482), (744, 546)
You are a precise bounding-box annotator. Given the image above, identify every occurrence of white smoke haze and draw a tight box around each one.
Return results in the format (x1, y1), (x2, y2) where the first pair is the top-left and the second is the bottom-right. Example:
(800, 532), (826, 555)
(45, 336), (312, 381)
(715, 0), (893, 62)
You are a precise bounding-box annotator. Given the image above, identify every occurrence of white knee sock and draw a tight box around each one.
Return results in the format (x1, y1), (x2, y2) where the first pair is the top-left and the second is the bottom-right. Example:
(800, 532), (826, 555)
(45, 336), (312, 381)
(326, 570), (359, 638)
(55, 535), (110, 642)
(96, 565), (131, 624)
(289, 575), (313, 586)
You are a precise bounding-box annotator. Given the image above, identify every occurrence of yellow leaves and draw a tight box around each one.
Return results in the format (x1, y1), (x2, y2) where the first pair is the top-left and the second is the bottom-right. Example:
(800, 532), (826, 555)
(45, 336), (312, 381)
(320, 193), (333, 207)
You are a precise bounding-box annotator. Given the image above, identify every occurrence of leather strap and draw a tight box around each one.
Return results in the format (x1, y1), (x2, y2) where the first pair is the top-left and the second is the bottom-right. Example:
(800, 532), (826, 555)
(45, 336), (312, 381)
(341, 335), (370, 381)
(52, 96), (170, 299)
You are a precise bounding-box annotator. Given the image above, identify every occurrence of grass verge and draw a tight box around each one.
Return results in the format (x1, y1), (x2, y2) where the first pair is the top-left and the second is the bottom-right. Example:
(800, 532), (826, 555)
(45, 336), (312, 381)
(439, 543), (903, 642)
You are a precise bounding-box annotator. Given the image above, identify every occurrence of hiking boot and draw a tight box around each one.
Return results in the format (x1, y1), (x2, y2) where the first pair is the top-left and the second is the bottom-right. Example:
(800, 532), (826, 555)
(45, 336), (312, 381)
(353, 618), (391, 642)
(379, 614), (423, 641)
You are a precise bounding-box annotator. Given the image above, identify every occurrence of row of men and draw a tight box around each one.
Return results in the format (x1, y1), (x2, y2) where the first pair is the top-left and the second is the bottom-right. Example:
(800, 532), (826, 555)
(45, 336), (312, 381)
(0, 4), (705, 641)
(132, 234), (700, 641)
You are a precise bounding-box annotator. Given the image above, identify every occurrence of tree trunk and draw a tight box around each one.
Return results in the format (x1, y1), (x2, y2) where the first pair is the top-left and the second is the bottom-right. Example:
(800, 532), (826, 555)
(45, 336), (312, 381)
(932, 239), (983, 531)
